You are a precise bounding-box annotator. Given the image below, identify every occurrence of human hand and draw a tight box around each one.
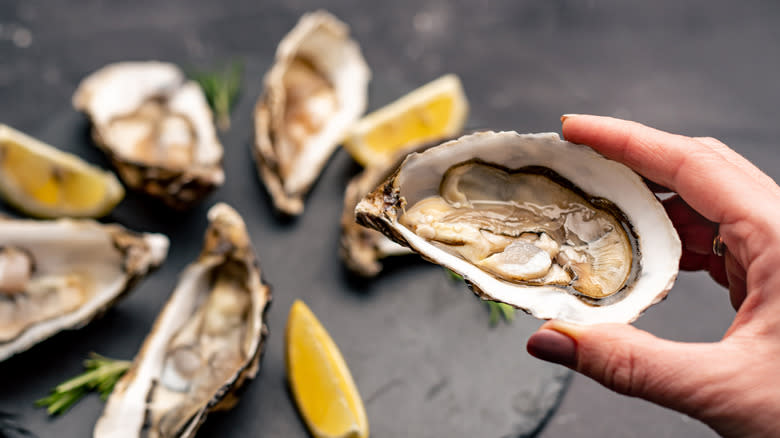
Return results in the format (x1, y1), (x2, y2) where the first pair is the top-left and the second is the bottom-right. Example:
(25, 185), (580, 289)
(526, 115), (780, 438)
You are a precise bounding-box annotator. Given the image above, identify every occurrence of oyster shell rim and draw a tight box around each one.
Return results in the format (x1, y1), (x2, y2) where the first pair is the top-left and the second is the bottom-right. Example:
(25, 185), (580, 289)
(339, 141), (443, 277)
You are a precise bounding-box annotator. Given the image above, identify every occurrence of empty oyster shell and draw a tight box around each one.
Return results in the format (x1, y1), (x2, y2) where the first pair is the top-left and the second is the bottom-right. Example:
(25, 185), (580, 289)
(0, 217), (168, 361)
(254, 11), (370, 215)
(356, 131), (681, 324)
(73, 61), (224, 209)
(94, 203), (271, 438)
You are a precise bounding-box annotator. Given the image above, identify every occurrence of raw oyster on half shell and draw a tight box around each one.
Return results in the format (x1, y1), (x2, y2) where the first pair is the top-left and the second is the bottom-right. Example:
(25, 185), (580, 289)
(356, 131), (681, 324)
(73, 61), (224, 209)
(94, 203), (271, 438)
(0, 216), (168, 361)
(254, 11), (370, 215)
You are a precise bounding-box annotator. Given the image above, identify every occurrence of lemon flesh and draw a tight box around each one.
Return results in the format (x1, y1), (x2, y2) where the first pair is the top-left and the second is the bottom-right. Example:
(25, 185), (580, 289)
(343, 74), (468, 167)
(0, 124), (123, 218)
(286, 300), (369, 438)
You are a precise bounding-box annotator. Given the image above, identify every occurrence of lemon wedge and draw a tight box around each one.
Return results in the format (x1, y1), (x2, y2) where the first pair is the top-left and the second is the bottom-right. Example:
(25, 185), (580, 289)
(343, 74), (468, 167)
(0, 124), (124, 218)
(286, 300), (369, 438)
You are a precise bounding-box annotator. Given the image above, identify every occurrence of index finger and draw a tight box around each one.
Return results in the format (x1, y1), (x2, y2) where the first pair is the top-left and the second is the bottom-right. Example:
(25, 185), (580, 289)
(560, 115), (769, 225)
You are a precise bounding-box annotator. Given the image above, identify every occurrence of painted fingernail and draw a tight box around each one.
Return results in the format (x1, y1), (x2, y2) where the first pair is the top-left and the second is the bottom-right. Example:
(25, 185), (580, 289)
(560, 114), (582, 123)
(527, 329), (577, 368)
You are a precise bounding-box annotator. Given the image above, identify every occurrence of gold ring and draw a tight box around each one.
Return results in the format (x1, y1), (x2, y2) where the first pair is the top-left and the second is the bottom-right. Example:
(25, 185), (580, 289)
(712, 234), (726, 256)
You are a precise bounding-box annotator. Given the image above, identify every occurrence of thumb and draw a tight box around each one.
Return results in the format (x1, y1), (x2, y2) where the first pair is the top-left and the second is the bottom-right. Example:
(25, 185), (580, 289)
(527, 320), (735, 417)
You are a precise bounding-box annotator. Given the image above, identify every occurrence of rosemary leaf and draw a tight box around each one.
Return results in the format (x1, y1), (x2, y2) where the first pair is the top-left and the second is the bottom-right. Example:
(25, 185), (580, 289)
(486, 301), (515, 326)
(497, 302), (516, 322)
(443, 267), (515, 325)
(488, 301), (501, 326)
(191, 60), (243, 131)
(444, 268), (463, 282)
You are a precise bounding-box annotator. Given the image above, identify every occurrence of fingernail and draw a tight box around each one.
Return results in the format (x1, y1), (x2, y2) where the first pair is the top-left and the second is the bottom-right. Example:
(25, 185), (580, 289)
(527, 329), (577, 368)
(544, 320), (584, 338)
(560, 114), (582, 123)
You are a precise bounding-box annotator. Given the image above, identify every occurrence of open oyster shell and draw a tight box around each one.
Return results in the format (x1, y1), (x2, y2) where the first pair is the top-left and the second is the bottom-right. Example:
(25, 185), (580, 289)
(356, 131), (681, 324)
(340, 144), (439, 277)
(0, 217), (168, 361)
(94, 203), (271, 438)
(254, 11), (370, 215)
(73, 61), (224, 209)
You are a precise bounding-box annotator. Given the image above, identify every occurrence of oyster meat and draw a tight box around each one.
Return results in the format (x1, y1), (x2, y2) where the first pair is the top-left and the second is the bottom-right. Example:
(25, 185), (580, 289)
(254, 11), (370, 215)
(0, 216), (168, 361)
(356, 131), (681, 324)
(73, 61), (224, 209)
(95, 203), (271, 438)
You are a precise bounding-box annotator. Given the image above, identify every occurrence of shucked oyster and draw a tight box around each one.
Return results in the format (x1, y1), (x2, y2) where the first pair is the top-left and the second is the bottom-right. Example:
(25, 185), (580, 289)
(73, 62), (224, 209)
(95, 203), (271, 438)
(356, 132), (681, 324)
(254, 11), (370, 215)
(0, 216), (168, 361)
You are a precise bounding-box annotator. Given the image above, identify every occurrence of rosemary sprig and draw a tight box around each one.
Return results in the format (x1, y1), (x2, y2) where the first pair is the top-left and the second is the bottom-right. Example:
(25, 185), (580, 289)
(444, 268), (516, 325)
(35, 353), (131, 416)
(191, 61), (243, 131)
(0, 411), (34, 438)
(486, 301), (515, 326)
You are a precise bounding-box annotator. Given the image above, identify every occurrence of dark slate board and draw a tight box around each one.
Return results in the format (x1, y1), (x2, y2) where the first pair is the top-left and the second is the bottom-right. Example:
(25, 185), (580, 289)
(0, 1), (573, 437)
(3, 1), (780, 437)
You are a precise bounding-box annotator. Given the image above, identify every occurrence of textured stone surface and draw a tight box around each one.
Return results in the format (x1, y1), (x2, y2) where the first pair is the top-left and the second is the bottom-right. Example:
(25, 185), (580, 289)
(0, 1), (573, 437)
(0, 1), (778, 437)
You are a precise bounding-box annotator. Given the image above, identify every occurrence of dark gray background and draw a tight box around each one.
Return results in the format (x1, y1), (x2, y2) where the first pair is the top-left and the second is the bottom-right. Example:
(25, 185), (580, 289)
(1, 1), (779, 437)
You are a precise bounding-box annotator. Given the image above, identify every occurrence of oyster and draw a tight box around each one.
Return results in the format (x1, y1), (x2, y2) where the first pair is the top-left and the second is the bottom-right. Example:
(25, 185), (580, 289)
(341, 144), (438, 276)
(254, 11), (370, 215)
(0, 217), (168, 361)
(73, 61), (224, 209)
(95, 203), (271, 438)
(356, 132), (681, 324)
